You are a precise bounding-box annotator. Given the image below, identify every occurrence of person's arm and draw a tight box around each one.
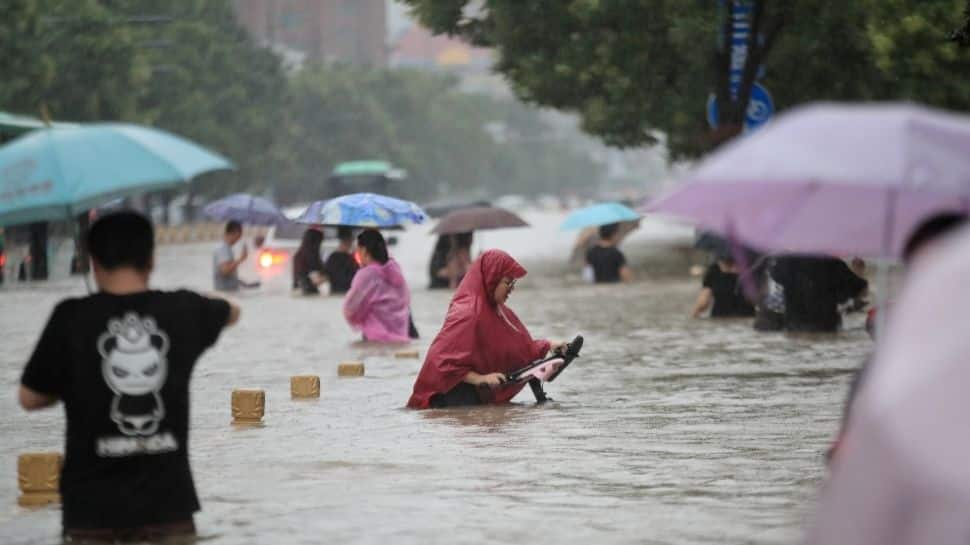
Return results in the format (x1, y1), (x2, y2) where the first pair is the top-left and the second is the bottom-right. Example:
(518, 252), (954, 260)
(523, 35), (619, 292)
(548, 340), (569, 354)
(616, 249), (632, 282)
(463, 370), (506, 387)
(226, 300), (241, 326)
(309, 270), (327, 287)
(20, 303), (69, 411)
(343, 268), (378, 325)
(692, 287), (713, 318)
(218, 245), (248, 276)
(446, 257), (461, 289)
(203, 292), (241, 326)
(19, 386), (57, 411)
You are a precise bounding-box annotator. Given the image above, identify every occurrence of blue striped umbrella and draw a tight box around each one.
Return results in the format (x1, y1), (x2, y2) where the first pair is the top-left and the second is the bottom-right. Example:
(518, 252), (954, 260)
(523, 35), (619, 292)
(296, 193), (427, 228)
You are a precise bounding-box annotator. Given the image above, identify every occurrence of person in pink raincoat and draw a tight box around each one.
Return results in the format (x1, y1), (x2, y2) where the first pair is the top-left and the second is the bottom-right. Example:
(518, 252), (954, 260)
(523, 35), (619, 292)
(343, 230), (413, 342)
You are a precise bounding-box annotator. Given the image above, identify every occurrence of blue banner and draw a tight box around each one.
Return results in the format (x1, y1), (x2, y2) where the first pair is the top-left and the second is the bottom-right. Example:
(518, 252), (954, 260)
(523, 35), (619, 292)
(729, 1), (753, 102)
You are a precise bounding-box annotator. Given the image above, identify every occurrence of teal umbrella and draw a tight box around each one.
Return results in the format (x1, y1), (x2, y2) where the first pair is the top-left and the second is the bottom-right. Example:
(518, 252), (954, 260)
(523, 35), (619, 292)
(0, 123), (233, 226)
(560, 202), (640, 230)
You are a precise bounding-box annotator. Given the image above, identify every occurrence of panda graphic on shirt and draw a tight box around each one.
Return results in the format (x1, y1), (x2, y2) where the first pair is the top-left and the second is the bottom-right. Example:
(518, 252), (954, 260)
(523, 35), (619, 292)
(97, 312), (170, 437)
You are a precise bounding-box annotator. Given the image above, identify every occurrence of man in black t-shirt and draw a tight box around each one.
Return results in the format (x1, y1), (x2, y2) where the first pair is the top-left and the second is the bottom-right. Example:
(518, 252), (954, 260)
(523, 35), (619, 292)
(770, 255), (867, 332)
(325, 226), (359, 295)
(692, 258), (756, 318)
(18, 212), (240, 541)
(585, 223), (633, 283)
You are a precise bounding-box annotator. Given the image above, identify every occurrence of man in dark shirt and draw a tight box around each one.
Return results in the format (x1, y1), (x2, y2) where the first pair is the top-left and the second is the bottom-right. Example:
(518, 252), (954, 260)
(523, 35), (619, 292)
(18, 211), (240, 541)
(692, 257), (756, 318)
(585, 223), (633, 283)
(325, 226), (359, 295)
(770, 255), (867, 332)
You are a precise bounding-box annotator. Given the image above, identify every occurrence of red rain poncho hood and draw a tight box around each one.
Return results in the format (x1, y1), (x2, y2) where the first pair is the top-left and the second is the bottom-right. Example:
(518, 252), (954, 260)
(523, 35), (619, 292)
(407, 250), (550, 409)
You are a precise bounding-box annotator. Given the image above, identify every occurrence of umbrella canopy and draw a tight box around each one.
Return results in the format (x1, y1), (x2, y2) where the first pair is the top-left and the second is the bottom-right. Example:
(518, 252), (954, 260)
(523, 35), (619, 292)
(295, 193), (427, 228)
(645, 102), (970, 259)
(0, 123), (233, 226)
(422, 198), (491, 219)
(432, 206), (528, 235)
(332, 160), (393, 177)
(0, 111), (78, 140)
(561, 202), (640, 231)
(203, 193), (288, 226)
(806, 227), (970, 545)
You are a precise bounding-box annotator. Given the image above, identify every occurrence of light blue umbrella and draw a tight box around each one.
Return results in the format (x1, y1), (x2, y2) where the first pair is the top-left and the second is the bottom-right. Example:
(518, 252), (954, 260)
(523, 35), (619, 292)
(296, 193), (427, 228)
(203, 193), (288, 226)
(560, 202), (640, 230)
(0, 123), (233, 226)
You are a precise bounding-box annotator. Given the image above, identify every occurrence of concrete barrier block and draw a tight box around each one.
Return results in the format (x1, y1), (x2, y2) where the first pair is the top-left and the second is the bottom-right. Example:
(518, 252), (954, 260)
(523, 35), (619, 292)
(231, 389), (265, 425)
(337, 362), (365, 377)
(290, 375), (321, 398)
(17, 453), (61, 507)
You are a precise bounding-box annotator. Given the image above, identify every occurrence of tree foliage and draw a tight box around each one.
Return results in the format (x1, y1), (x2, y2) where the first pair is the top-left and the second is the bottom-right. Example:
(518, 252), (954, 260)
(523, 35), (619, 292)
(402, 0), (970, 157)
(0, 0), (600, 208)
(0, 0), (148, 120)
(280, 64), (600, 202)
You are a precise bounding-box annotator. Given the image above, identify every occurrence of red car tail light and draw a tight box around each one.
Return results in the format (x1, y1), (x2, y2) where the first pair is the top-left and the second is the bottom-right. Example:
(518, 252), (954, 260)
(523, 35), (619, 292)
(258, 250), (287, 269)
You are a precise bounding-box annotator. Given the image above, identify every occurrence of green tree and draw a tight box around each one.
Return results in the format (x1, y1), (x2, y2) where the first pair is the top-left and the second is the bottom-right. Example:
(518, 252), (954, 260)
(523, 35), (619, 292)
(282, 64), (600, 203)
(951, 0), (970, 44)
(865, 0), (969, 107)
(402, 0), (970, 157)
(0, 0), (148, 121)
(112, 0), (290, 198)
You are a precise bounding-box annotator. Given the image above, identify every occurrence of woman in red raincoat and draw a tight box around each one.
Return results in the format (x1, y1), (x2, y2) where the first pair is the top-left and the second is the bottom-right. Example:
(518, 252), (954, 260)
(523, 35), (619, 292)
(407, 250), (563, 409)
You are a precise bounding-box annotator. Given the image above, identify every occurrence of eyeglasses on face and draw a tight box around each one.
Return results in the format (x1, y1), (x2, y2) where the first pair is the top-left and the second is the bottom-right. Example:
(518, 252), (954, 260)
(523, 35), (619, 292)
(502, 278), (516, 289)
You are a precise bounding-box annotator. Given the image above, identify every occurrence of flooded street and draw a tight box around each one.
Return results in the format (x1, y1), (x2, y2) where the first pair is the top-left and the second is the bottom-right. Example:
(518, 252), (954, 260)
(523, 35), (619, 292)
(0, 211), (870, 545)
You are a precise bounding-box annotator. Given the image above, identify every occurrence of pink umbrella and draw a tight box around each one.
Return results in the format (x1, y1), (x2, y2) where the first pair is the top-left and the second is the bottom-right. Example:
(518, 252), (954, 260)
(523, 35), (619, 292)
(806, 226), (970, 545)
(645, 102), (970, 258)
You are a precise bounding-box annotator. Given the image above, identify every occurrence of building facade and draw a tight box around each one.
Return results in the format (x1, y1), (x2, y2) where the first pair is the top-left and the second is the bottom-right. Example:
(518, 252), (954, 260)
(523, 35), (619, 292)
(233, 0), (387, 66)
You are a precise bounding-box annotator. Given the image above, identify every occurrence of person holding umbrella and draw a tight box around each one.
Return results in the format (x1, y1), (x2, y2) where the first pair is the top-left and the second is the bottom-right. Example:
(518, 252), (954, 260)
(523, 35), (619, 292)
(585, 222), (633, 283)
(561, 202), (639, 283)
(324, 226), (359, 295)
(440, 232), (474, 288)
(806, 224), (970, 545)
(429, 206), (528, 289)
(204, 194), (288, 292)
(292, 227), (326, 295)
(212, 221), (258, 292)
(343, 230), (414, 342)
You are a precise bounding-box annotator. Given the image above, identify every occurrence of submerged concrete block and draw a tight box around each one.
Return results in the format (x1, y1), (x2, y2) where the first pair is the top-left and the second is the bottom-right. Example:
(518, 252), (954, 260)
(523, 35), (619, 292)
(290, 375), (321, 398)
(231, 389), (265, 425)
(337, 362), (365, 377)
(17, 453), (61, 507)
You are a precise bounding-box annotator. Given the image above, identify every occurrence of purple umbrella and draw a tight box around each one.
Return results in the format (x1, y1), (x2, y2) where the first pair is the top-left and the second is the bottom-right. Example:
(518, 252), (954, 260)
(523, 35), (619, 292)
(806, 226), (970, 545)
(203, 193), (288, 226)
(645, 102), (970, 259)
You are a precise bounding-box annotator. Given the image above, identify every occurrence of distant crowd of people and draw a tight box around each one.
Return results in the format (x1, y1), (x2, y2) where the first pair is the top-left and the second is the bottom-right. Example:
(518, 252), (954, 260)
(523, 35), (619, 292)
(689, 245), (869, 334)
(212, 220), (419, 342)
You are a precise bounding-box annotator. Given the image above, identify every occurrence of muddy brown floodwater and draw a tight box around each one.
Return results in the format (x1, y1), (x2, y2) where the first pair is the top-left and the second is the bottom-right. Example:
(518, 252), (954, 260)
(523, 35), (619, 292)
(0, 211), (869, 544)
